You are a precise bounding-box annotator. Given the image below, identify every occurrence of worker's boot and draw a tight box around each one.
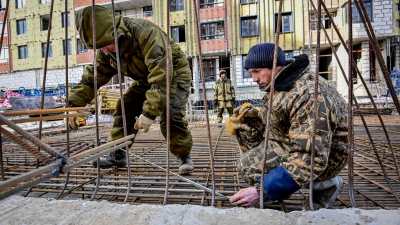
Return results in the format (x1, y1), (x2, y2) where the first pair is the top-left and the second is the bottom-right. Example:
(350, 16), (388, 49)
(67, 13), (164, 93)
(303, 176), (343, 210)
(178, 155), (194, 174)
(92, 149), (127, 169)
(217, 117), (223, 123)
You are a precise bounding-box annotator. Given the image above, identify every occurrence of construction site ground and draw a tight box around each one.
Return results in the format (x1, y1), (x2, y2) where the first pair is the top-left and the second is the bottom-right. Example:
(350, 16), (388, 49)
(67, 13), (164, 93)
(1, 115), (400, 224)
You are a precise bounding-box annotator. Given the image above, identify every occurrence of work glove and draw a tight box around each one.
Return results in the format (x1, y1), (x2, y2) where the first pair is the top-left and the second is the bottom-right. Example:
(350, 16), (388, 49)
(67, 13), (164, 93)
(233, 103), (260, 120)
(134, 114), (154, 133)
(231, 97), (235, 103)
(63, 111), (80, 131)
(230, 187), (259, 208)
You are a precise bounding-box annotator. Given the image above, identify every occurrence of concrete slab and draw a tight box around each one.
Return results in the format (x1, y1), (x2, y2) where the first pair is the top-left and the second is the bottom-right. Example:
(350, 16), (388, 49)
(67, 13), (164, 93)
(0, 196), (399, 225)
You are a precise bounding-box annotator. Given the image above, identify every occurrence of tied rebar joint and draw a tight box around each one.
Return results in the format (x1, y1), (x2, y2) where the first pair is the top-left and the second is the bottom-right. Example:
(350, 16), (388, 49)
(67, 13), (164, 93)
(52, 156), (66, 177)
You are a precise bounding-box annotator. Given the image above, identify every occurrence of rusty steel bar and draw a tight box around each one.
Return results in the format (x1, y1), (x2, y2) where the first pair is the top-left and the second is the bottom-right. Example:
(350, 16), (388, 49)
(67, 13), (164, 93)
(347, 0), (357, 208)
(70, 134), (136, 161)
(164, 0), (171, 205)
(355, 0), (400, 114)
(0, 0), (10, 55)
(90, 0), (101, 201)
(0, 107), (90, 117)
(37, 0), (56, 170)
(307, 0), (323, 211)
(0, 114), (70, 164)
(109, 0), (132, 204)
(0, 162), (57, 193)
(9, 112), (89, 124)
(319, 0), (400, 183)
(130, 152), (230, 201)
(193, 0), (216, 206)
(0, 141), (132, 201)
(353, 0), (400, 182)
(0, 128), (52, 165)
(260, 0), (283, 209)
(314, 4), (400, 203)
(0, 126), (3, 181)
(57, 0), (71, 200)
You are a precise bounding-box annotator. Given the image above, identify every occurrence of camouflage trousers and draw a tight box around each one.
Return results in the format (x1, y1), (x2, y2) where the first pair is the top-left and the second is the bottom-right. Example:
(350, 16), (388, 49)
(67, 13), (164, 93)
(217, 100), (234, 123)
(108, 71), (193, 158)
(237, 141), (284, 186)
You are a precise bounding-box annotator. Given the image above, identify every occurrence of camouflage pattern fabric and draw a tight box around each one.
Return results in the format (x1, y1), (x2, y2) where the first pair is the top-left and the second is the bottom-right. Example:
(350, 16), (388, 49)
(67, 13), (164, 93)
(214, 76), (235, 123)
(72, 5), (193, 158)
(237, 141), (284, 186)
(255, 70), (348, 187)
(213, 77), (235, 101)
(236, 117), (265, 153)
(216, 101), (233, 123)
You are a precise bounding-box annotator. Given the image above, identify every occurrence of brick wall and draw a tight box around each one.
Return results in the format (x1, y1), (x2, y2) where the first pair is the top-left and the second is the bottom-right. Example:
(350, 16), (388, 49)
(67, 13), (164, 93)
(353, 0), (395, 37)
(76, 50), (94, 65)
(0, 66), (85, 91)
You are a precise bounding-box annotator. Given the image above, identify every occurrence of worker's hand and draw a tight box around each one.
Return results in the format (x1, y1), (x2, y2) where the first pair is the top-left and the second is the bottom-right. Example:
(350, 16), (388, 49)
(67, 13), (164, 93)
(134, 114), (154, 133)
(233, 103), (260, 119)
(63, 111), (80, 131)
(233, 123), (251, 131)
(230, 187), (259, 208)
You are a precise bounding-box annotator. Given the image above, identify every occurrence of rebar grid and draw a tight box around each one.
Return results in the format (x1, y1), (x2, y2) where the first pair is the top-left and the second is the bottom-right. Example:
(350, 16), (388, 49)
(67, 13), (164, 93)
(0, 0), (399, 213)
(0, 122), (399, 210)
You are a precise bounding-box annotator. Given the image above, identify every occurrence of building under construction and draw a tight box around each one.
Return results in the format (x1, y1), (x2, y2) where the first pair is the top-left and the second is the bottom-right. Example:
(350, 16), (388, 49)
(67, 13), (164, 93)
(0, 0), (400, 219)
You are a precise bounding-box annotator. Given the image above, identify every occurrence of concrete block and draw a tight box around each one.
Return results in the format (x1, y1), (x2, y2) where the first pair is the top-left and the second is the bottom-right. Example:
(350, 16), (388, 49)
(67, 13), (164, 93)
(382, 9), (391, 13)
(383, 4), (393, 8)
(374, 5), (383, 10)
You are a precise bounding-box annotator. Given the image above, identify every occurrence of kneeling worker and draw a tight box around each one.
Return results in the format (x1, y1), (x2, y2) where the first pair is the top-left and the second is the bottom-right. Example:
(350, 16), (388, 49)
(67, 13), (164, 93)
(227, 43), (348, 210)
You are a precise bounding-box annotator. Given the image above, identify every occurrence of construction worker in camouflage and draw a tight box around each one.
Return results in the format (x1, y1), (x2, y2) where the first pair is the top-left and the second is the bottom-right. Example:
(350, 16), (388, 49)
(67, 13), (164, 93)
(65, 5), (194, 174)
(226, 43), (348, 210)
(213, 70), (235, 123)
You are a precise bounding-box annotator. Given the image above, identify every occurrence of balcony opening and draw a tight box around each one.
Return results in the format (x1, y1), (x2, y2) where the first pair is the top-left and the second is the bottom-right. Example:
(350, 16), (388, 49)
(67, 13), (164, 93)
(171, 26), (185, 43)
(16, 19), (26, 35)
(143, 6), (152, 17)
(41, 42), (53, 58)
(200, 0), (224, 8)
(310, 11), (337, 30)
(274, 12), (293, 33)
(200, 21), (224, 40)
(0, 0), (6, 11)
(18, 45), (28, 59)
(61, 12), (70, 28)
(16, 0), (26, 9)
(63, 39), (72, 56)
(241, 16), (258, 37)
(77, 38), (89, 54)
(41, 15), (50, 31)
(39, 0), (51, 4)
(319, 48), (333, 82)
(201, 58), (217, 82)
(0, 46), (9, 63)
(170, 0), (184, 12)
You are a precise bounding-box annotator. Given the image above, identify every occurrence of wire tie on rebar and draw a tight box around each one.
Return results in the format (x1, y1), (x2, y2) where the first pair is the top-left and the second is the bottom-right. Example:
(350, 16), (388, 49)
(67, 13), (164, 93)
(51, 156), (65, 177)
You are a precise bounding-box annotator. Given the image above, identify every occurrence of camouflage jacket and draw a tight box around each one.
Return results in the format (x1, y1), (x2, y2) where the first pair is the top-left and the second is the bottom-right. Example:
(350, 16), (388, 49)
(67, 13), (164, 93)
(70, 5), (190, 118)
(259, 54), (348, 187)
(214, 78), (235, 101)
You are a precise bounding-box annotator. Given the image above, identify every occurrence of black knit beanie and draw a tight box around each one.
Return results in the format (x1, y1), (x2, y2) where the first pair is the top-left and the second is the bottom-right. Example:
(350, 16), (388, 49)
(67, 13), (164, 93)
(244, 43), (286, 70)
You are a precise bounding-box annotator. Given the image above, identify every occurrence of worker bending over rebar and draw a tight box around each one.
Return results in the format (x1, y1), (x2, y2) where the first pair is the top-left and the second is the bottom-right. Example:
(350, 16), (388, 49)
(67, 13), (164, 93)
(226, 43), (348, 210)
(65, 5), (194, 174)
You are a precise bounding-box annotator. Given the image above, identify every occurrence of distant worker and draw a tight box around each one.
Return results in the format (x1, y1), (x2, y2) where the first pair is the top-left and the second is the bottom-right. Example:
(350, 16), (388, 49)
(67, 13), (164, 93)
(213, 70), (236, 123)
(227, 43), (348, 210)
(389, 67), (400, 96)
(65, 5), (194, 174)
